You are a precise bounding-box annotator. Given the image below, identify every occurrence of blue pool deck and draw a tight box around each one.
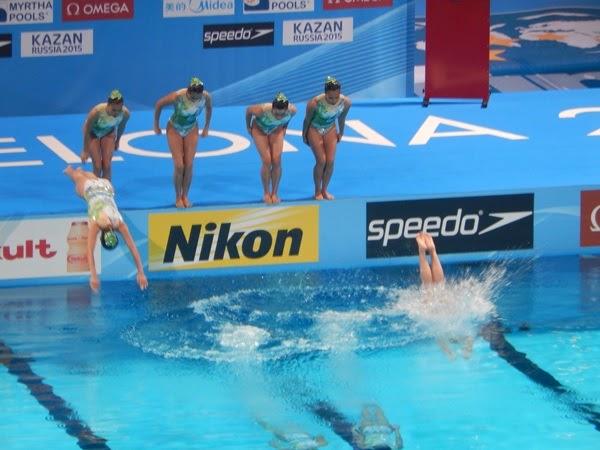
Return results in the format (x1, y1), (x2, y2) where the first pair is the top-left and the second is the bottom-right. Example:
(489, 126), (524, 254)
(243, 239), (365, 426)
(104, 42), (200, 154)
(0, 89), (599, 218)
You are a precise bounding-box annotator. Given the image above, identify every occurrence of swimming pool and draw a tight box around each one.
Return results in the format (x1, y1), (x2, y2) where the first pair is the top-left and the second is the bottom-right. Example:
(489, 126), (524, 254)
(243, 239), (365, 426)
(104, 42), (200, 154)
(1, 255), (599, 450)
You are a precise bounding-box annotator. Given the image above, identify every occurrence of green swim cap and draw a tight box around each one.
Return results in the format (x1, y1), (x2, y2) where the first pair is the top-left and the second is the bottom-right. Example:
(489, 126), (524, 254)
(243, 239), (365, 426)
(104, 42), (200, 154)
(108, 89), (123, 103)
(272, 92), (289, 109)
(190, 77), (203, 87)
(324, 76), (340, 90)
(100, 230), (119, 250)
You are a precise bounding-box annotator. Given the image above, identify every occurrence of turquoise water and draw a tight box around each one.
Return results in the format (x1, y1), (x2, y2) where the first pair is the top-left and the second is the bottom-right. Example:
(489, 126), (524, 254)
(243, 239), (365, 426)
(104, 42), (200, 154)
(1, 255), (599, 450)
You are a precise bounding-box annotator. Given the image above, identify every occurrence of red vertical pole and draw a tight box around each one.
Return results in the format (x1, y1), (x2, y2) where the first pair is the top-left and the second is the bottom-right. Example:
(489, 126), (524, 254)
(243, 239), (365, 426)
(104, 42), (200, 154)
(424, 0), (490, 106)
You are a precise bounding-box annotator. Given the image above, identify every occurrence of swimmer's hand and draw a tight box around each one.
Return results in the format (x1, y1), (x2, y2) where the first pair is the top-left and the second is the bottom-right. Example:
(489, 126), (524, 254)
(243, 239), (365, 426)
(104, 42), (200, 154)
(136, 271), (148, 291)
(337, 132), (343, 143)
(90, 274), (100, 293)
(153, 124), (162, 135)
(200, 127), (209, 138)
(80, 150), (89, 164)
(302, 131), (309, 145)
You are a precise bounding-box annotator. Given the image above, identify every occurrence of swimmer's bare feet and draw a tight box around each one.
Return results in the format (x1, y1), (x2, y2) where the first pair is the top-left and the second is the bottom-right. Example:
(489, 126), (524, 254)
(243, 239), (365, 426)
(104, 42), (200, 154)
(263, 193), (273, 204)
(271, 194), (281, 204)
(182, 197), (193, 208)
(314, 192), (324, 200)
(416, 232), (428, 251)
(322, 190), (335, 200)
(424, 233), (436, 252)
(175, 198), (185, 208)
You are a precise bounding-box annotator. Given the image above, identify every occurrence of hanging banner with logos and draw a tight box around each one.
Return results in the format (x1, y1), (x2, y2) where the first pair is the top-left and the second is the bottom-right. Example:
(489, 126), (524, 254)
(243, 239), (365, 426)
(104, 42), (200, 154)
(0, 0), (414, 116)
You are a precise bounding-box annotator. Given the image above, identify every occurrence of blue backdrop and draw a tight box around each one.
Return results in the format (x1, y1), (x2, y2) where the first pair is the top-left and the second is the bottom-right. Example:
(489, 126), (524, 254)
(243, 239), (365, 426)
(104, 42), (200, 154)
(0, 0), (415, 116)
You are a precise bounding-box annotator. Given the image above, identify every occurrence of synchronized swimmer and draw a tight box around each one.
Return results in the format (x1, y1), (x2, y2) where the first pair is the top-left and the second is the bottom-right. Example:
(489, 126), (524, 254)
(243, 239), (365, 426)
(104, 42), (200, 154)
(64, 165), (147, 293)
(302, 76), (352, 201)
(80, 89), (130, 181)
(154, 77), (213, 209)
(246, 92), (297, 204)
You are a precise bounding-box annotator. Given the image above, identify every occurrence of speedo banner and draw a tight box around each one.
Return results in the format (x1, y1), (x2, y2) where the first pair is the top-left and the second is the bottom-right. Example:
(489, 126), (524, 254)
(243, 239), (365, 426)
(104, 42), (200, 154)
(366, 194), (534, 258)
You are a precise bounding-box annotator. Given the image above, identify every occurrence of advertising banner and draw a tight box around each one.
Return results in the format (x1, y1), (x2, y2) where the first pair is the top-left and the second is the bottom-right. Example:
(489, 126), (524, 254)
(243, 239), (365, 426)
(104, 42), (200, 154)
(148, 205), (319, 270)
(0, 0), (53, 25)
(20, 29), (93, 57)
(367, 194), (534, 258)
(581, 190), (600, 247)
(62, 0), (134, 21)
(0, 217), (100, 279)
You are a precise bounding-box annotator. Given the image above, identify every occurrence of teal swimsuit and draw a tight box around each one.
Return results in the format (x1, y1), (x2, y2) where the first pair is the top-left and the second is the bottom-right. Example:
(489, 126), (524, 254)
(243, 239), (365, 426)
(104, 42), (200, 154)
(357, 424), (400, 449)
(272, 432), (322, 450)
(310, 93), (346, 135)
(169, 90), (207, 137)
(254, 103), (293, 135)
(91, 104), (124, 139)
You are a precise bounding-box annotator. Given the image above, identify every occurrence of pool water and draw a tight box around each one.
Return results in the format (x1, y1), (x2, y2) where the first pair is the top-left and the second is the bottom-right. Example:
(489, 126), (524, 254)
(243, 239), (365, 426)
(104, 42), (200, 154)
(1, 255), (599, 450)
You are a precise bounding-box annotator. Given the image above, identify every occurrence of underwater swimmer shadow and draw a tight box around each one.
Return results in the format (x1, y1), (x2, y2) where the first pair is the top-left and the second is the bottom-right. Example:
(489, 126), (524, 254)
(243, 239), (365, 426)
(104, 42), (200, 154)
(481, 321), (600, 432)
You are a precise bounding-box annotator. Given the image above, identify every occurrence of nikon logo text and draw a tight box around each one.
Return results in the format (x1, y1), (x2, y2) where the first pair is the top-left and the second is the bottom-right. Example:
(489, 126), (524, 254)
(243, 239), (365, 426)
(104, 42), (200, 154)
(163, 222), (302, 262)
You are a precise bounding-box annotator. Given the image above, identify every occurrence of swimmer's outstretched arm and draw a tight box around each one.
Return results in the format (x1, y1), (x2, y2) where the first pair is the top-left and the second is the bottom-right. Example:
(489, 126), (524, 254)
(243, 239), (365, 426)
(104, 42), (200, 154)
(201, 92), (212, 138)
(81, 107), (100, 163)
(302, 98), (317, 144)
(285, 104), (298, 131)
(118, 221), (148, 291)
(336, 97), (352, 142)
(245, 104), (262, 134)
(86, 221), (148, 292)
(153, 92), (178, 134)
(87, 221), (101, 292)
(115, 106), (130, 149)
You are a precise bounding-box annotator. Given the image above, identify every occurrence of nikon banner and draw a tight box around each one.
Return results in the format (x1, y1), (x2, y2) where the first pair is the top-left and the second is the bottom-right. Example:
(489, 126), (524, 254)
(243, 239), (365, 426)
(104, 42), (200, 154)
(148, 205), (319, 271)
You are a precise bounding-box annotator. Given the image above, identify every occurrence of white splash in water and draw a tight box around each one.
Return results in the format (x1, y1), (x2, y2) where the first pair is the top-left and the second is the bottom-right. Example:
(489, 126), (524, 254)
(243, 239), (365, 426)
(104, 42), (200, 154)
(387, 266), (504, 339)
(315, 310), (374, 352)
(218, 324), (271, 353)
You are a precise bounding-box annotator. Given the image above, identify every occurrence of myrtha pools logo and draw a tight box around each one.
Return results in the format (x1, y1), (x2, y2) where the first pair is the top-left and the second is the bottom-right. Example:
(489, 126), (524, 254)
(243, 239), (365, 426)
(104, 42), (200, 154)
(0, 0), (53, 25)
(243, 0), (314, 14)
